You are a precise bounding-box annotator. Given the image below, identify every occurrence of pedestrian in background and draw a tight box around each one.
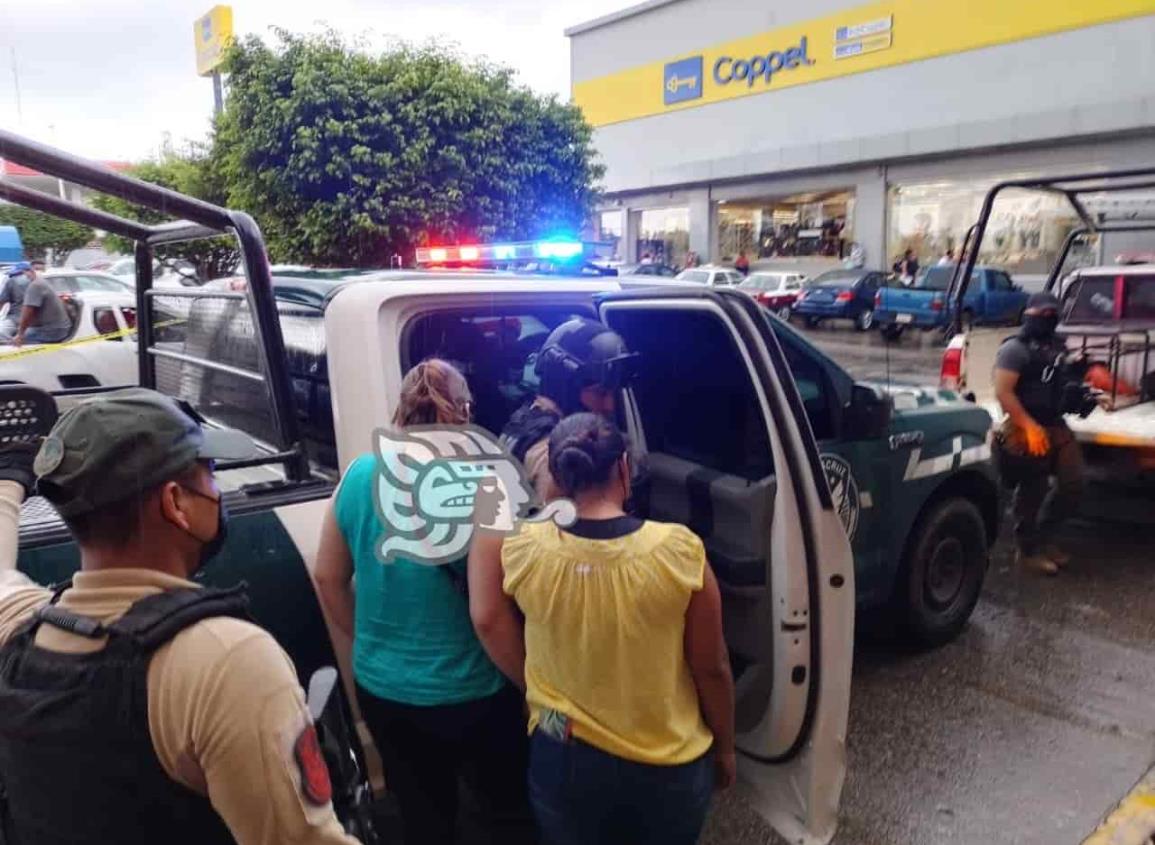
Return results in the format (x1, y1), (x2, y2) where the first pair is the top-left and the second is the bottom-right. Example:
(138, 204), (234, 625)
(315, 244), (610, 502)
(0, 263), (32, 340)
(314, 358), (534, 845)
(992, 292), (1084, 575)
(470, 412), (735, 845)
(893, 248), (920, 284)
(735, 249), (750, 275)
(937, 249), (955, 266)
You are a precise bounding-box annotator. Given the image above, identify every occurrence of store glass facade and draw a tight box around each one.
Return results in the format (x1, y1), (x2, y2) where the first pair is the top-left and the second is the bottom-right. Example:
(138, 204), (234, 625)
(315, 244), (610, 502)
(888, 177), (1082, 275)
(716, 190), (854, 264)
(596, 210), (624, 261)
(633, 206), (690, 267)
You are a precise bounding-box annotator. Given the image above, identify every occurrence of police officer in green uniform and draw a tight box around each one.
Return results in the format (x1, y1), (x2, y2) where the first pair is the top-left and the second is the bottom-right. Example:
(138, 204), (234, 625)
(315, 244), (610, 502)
(992, 292), (1085, 576)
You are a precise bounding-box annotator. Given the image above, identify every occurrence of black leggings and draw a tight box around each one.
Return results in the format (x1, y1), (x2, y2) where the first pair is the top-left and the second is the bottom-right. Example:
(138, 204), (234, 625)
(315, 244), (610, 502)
(356, 682), (536, 845)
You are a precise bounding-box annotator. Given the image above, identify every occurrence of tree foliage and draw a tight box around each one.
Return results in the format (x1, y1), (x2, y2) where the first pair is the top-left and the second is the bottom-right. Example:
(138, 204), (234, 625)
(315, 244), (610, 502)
(91, 148), (239, 281)
(216, 31), (604, 265)
(0, 205), (93, 261)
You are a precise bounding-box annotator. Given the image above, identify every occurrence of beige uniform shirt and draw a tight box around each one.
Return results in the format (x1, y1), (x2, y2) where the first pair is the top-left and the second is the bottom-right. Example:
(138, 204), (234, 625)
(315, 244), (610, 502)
(521, 396), (562, 503)
(0, 484), (358, 845)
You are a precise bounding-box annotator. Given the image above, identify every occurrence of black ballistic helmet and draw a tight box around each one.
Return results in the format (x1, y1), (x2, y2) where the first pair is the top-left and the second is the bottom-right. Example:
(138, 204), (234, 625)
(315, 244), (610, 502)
(535, 318), (639, 414)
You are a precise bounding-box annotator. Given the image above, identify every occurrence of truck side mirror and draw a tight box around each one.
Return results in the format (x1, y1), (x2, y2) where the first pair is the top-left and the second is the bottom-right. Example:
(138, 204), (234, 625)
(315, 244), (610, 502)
(844, 383), (893, 440)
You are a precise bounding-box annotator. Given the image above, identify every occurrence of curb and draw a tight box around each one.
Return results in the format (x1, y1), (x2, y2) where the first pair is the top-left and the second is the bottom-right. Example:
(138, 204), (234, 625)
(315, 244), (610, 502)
(1083, 765), (1155, 845)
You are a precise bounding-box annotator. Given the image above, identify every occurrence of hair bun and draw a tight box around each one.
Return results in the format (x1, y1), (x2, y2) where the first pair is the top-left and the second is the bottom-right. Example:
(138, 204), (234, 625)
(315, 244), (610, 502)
(546, 413), (628, 497)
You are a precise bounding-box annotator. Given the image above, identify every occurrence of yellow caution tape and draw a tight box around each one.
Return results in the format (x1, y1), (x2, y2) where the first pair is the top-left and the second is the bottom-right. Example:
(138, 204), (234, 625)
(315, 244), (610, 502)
(0, 320), (184, 363)
(1083, 766), (1155, 845)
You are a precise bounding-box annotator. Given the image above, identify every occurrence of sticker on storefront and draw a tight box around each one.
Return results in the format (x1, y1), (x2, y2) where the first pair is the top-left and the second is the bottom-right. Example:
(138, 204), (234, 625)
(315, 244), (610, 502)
(821, 453), (860, 540)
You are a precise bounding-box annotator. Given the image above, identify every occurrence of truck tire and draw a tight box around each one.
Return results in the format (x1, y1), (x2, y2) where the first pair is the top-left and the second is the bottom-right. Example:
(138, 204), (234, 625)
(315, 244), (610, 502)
(777, 304), (793, 321)
(894, 497), (988, 647)
(855, 308), (874, 331)
(804, 316), (821, 328)
(961, 308), (976, 331)
(880, 324), (905, 341)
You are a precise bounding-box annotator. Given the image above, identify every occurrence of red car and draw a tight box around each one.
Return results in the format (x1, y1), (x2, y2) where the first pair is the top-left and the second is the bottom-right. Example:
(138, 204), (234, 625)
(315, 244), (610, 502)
(737, 271), (805, 319)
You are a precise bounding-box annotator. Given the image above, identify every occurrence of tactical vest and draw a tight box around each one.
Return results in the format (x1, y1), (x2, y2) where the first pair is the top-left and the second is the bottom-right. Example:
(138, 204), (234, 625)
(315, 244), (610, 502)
(1004, 334), (1069, 426)
(0, 584), (251, 845)
(500, 402), (562, 465)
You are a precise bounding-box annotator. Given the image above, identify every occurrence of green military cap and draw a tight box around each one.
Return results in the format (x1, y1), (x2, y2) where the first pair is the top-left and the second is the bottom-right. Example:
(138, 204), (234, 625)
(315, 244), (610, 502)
(33, 388), (258, 517)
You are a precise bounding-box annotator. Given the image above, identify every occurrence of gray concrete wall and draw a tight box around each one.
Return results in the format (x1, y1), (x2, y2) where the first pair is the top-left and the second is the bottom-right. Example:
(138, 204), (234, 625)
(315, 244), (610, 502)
(571, 9), (1155, 195)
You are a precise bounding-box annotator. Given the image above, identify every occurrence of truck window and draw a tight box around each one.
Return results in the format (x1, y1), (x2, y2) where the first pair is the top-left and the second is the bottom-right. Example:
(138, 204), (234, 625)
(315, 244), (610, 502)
(607, 308), (773, 481)
(153, 293), (337, 473)
(404, 307), (589, 436)
(1062, 276), (1116, 322)
(1122, 275), (1155, 320)
(989, 271), (1015, 291)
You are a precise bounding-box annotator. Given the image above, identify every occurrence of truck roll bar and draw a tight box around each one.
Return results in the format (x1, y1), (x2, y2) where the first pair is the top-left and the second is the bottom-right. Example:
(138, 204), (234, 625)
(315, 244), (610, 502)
(0, 129), (308, 482)
(947, 167), (1155, 336)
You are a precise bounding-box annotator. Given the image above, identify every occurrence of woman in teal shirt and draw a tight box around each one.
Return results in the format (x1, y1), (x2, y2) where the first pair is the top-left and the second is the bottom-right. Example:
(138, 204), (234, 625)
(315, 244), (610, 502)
(314, 359), (533, 845)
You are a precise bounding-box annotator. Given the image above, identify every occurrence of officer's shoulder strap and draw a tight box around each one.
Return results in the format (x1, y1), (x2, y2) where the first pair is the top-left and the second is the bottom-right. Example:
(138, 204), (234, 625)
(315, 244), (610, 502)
(106, 584), (252, 653)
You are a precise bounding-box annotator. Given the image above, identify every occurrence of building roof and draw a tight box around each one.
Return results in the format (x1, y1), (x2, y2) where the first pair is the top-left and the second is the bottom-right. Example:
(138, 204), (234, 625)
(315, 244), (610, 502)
(0, 159), (132, 177)
(565, 0), (683, 37)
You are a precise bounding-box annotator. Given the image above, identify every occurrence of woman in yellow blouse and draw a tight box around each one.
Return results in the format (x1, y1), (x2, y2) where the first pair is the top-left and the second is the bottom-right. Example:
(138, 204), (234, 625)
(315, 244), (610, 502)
(470, 412), (735, 845)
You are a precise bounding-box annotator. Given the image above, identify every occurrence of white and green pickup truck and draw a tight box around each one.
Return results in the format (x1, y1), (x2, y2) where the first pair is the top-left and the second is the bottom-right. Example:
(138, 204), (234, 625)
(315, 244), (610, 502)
(3, 130), (1000, 845)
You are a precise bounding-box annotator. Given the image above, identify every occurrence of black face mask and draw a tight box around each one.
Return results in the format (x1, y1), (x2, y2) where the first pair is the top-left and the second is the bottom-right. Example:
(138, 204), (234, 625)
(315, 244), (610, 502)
(180, 486), (230, 570)
(1022, 313), (1059, 341)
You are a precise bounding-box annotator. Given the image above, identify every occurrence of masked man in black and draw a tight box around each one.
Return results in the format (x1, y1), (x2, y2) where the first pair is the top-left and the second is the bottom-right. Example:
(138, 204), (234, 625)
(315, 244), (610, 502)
(992, 292), (1085, 576)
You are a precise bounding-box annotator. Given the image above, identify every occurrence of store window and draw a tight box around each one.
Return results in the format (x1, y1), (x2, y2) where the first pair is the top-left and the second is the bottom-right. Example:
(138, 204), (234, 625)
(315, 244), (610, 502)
(633, 207), (689, 268)
(716, 190), (854, 265)
(888, 179), (1081, 276)
(596, 210), (624, 261)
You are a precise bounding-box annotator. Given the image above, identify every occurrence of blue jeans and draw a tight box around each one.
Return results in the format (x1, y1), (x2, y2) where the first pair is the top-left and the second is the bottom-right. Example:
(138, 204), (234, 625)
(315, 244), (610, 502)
(22, 325), (69, 344)
(528, 730), (714, 845)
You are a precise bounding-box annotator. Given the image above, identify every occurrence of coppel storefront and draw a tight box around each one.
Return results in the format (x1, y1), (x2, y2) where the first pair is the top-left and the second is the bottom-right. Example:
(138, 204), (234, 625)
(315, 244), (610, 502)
(567, 0), (1155, 280)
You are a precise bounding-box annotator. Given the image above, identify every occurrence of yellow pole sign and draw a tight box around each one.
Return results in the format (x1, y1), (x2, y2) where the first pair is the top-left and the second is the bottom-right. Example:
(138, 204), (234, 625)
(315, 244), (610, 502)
(194, 5), (234, 77)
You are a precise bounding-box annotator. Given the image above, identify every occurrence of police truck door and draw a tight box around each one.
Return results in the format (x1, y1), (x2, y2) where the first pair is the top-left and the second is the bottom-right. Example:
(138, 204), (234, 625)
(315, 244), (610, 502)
(596, 288), (854, 845)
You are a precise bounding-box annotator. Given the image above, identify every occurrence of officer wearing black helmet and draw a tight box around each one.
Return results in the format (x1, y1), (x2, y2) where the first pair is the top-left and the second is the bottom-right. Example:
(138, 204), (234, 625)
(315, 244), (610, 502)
(993, 291), (1092, 577)
(501, 318), (639, 501)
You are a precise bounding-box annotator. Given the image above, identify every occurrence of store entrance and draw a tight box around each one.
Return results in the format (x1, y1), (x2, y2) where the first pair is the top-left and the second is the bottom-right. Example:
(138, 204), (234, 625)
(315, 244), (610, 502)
(717, 189), (855, 273)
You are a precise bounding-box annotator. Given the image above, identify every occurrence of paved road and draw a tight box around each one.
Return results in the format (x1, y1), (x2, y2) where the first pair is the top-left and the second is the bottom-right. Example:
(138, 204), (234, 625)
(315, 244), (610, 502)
(698, 324), (1155, 845)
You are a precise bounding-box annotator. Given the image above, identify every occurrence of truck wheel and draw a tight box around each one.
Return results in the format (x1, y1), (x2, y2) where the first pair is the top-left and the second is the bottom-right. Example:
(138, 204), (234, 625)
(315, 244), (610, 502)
(777, 305), (793, 321)
(880, 324), (905, 341)
(1015, 308), (1025, 326)
(894, 497), (988, 647)
(855, 308), (874, 331)
(961, 309), (976, 331)
(804, 316), (821, 328)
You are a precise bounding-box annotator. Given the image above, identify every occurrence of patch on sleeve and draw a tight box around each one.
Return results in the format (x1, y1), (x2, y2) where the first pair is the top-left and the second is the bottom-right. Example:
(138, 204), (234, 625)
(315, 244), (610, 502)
(293, 723), (332, 806)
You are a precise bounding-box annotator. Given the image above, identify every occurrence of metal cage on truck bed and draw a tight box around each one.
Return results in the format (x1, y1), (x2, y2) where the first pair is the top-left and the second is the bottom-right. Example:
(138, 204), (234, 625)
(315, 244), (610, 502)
(0, 129), (307, 482)
(947, 167), (1155, 336)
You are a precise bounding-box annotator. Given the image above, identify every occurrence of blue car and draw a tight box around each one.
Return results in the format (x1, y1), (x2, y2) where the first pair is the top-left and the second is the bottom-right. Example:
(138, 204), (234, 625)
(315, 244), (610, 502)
(794, 268), (885, 331)
(875, 265), (1028, 339)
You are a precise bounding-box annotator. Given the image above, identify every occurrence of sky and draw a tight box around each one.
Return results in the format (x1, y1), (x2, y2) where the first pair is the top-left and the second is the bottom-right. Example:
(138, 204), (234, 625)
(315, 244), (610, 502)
(1, 0), (626, 161)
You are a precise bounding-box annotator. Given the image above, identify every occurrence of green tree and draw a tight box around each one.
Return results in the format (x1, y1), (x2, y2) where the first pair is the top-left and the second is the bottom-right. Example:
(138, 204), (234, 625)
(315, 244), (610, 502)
(91, 147), (239, 282)
(0, 205), (93, 261)
(216, 31), (603, 265)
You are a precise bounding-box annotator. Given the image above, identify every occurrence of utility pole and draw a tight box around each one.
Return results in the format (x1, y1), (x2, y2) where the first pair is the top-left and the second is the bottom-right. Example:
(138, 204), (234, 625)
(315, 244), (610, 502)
(211, 71), (223, 117)
(10, 47), (23, 126)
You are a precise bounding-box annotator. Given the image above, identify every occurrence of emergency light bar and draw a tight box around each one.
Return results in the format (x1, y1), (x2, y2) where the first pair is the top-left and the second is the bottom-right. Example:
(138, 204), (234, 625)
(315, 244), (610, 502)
(416, 240), (589, 266)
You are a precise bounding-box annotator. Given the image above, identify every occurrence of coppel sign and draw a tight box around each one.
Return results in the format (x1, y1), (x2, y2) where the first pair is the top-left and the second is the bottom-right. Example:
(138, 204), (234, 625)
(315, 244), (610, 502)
(713, 36), (815, 88)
